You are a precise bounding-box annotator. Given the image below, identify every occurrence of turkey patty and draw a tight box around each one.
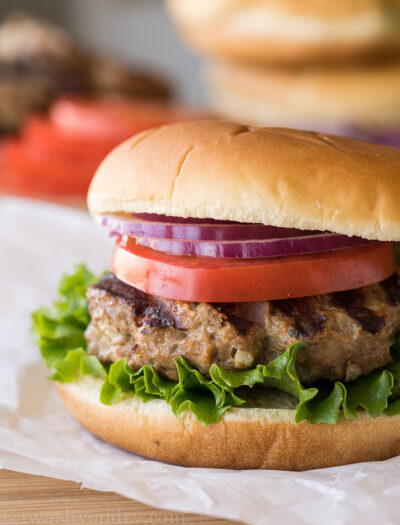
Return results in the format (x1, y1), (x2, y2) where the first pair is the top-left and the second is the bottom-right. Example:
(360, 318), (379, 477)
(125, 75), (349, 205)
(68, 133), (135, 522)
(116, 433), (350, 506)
(85, 272), (400, 384)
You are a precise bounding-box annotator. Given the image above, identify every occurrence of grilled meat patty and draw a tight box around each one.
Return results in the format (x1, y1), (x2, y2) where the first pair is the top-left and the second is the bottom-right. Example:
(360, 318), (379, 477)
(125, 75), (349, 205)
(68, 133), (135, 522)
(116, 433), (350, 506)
(85, 273), (400, 384)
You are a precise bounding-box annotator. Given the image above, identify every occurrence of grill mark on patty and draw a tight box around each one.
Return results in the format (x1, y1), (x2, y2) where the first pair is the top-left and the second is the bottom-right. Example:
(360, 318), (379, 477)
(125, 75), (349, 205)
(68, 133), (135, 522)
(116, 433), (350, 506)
(380, 273), (400, 306)
(331, 289), (385, 335)
(271, 299), (327, 338)
(143, 303), (182, 329)
(94, 274), (186, 330)
(212, 303), (254, 335)
(94, 274), (152, 317)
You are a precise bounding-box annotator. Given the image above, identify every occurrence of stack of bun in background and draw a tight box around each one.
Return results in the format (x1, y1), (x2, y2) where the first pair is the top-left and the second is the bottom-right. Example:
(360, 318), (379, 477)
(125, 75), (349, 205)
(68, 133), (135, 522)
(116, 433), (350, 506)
(166, 0), (400, 147)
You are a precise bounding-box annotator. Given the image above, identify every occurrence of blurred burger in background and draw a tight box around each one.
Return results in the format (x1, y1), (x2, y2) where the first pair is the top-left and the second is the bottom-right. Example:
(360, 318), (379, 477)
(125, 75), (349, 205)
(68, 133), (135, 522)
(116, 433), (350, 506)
(0, 12), (203, 207)
(0, 12), (87, 134)
(167, 0), (400, 148)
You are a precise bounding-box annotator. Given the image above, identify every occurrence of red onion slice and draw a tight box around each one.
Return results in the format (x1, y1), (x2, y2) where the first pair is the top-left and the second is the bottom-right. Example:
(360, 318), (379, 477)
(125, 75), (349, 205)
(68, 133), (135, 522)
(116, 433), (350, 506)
(98, 214), (319, 241)
(344, 128), (400, 148)
(100, 214), (371, 259)
(133, 233), (371, 258)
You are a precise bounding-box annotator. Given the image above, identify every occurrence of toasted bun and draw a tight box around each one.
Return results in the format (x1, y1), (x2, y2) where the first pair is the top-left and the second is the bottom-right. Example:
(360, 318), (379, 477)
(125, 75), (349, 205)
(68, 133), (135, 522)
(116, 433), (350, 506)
(206, 60), (400, 131)
(88, 120), (400, 242)
(57, 378), (400, 470)
(166, 0), (400, 64)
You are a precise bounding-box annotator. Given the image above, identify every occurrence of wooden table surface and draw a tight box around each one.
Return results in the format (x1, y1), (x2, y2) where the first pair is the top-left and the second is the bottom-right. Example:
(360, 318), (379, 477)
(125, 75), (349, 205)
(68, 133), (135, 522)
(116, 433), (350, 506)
(0, 470), (241, 525)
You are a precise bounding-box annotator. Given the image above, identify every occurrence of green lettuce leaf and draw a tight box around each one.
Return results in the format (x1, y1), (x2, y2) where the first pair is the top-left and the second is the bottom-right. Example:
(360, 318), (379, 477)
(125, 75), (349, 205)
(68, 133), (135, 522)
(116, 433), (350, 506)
(31, 264), (99, 366)
(49, 348), (106, 383)
(31, 264), (400, 425)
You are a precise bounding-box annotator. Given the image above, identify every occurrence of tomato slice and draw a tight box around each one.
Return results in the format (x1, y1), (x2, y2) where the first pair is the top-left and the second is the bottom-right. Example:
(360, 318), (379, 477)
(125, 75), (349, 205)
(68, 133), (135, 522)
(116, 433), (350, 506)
(0, 165), (87, 206)
(50, 97), (202, 141)
(111, 237), (396, 302)
(1, 139), (96, 194)
(21, 99), (201, 158)
(0, 98), (202, 201)
(23, 117), (118, 158)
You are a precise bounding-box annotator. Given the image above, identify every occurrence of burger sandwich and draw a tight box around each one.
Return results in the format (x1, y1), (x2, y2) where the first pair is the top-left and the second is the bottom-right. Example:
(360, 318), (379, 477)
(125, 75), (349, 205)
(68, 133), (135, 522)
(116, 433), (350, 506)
(32, 121), (400, 470)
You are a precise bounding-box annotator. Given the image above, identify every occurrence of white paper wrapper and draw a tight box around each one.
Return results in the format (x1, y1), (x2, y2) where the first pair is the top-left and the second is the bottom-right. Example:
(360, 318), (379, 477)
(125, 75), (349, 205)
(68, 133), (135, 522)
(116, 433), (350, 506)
(1, 196), (400, 525)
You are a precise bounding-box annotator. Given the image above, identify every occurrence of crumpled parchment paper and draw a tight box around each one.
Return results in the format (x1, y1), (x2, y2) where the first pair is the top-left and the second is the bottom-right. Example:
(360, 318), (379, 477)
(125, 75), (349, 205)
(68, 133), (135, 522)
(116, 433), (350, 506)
(1, 196), (399, 525)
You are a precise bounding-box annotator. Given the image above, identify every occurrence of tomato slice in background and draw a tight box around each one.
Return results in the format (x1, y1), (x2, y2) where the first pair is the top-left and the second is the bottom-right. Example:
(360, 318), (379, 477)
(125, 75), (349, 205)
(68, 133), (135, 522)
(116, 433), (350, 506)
(0, 152), (86, 206)
(111, 236), (396, 302)
(23, 117), (118, 158)
(1, 139), (97, 194)
(50, 97), (203, 140)
(0, 97), (202, 200)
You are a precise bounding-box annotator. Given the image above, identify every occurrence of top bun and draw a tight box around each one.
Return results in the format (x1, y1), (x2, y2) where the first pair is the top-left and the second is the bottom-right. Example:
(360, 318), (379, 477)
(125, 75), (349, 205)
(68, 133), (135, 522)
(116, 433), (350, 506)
(88, 120), (400, 242)
(166, 0), (400, 65)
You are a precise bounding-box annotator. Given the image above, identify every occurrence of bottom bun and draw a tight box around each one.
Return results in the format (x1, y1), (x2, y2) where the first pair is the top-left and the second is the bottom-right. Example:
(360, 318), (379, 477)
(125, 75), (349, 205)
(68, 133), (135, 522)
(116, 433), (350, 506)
(57, 377), (400, 471)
